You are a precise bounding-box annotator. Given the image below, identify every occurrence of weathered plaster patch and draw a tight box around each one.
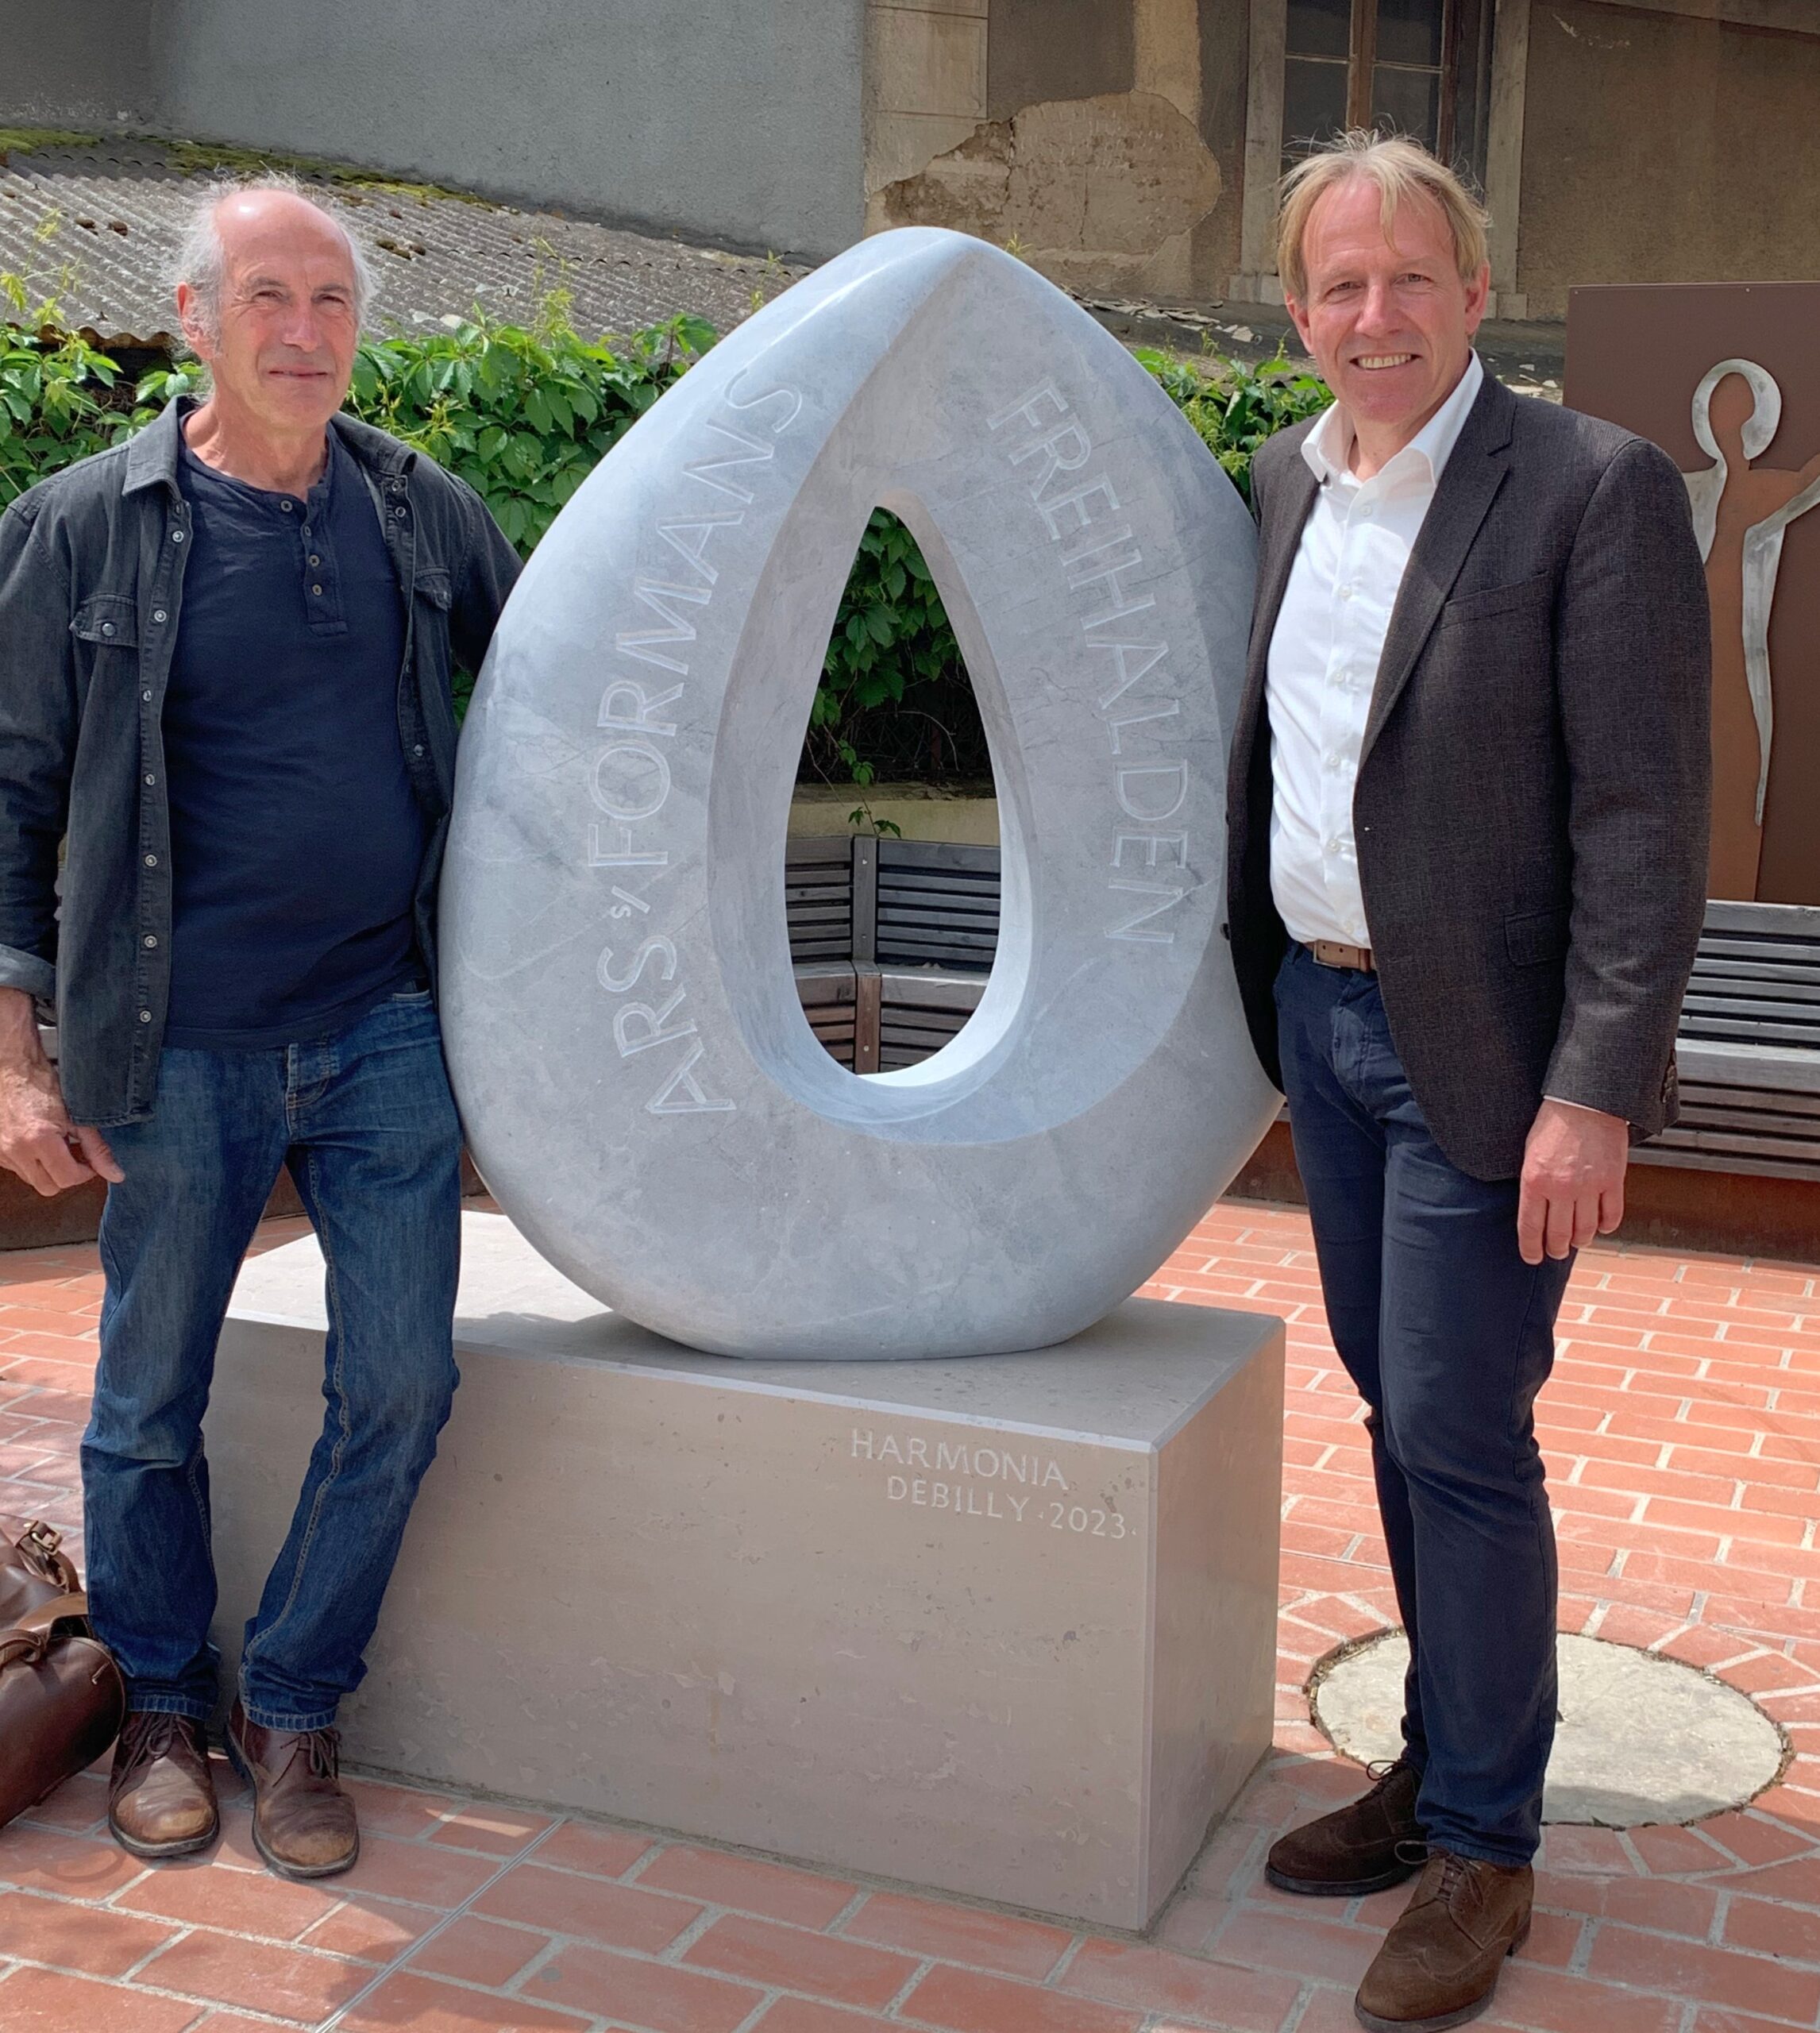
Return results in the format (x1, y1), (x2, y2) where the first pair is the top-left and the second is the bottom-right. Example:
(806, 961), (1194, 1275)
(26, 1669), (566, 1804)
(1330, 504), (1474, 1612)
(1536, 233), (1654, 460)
(1551, 10), (1630, 48)
(872, 92), (1221, 293)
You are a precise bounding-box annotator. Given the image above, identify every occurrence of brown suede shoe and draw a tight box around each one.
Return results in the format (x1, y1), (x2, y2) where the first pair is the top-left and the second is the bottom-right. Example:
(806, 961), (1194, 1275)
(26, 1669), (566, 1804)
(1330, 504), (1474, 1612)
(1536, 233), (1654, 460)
(226, 1699), (360, 1881)
(108, 1712), (219, 1859)
(1354, 1848), (1532, 2031)
(1267, 1760), (1424, 1896)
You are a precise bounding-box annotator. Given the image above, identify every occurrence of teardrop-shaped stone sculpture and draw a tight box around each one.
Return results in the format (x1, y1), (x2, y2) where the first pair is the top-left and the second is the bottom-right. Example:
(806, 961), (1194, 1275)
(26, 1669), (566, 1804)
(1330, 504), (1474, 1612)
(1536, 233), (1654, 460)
(441, 227), (1275, 1358)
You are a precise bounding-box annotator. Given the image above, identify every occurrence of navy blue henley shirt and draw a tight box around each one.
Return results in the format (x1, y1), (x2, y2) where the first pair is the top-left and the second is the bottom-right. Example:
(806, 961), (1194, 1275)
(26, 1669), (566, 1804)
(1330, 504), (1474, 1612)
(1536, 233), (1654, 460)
(163, 419), (427, 1049)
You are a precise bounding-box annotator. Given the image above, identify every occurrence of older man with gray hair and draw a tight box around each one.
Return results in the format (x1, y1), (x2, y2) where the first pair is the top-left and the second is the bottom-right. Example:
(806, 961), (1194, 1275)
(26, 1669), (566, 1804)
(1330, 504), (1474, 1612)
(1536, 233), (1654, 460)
(1227, 136), (1709, 2029)
(0, 181), (519, 1876)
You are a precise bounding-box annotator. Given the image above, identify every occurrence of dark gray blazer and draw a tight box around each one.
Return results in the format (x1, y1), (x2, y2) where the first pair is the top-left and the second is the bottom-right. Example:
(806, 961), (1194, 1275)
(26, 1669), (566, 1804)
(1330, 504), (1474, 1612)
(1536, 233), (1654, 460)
(1225, 368), (1712, 1181)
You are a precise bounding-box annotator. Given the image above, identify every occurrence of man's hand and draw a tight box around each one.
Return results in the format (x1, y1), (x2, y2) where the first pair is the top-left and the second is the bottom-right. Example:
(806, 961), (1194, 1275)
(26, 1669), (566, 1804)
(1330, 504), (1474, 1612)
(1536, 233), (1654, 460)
(1517, 1098), (1628, 1266)
(0, 988), (122, 1197)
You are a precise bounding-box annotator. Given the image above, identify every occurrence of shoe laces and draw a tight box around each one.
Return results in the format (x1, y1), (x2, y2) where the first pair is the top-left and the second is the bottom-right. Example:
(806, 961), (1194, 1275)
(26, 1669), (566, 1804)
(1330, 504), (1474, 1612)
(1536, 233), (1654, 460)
(119, 1711), (195, 1776)
(1405, 1845), (1472, 1911)
(1365, 1757), (1420, 1803)
(296, 1726), (341, 1782)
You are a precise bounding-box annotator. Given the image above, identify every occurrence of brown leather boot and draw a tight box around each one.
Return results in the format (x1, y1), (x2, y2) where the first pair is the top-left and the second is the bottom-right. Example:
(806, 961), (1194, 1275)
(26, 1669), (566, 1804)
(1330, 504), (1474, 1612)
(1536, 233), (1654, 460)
(226, 1699), (360, 1880)
(108, 1712), (219, 1859)
(1354, 1848), (1532, 2031)
(1267, 1760), (1424, 1896)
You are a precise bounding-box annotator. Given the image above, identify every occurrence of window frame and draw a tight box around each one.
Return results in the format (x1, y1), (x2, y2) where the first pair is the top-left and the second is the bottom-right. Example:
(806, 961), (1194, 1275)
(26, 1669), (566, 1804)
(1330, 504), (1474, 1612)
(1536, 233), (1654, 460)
(1282, 0), (1463, 164)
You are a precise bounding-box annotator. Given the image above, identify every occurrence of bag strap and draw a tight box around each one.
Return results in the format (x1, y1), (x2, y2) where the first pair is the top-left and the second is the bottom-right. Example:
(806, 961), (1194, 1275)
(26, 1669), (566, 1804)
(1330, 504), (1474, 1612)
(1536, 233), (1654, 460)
(0, 1590), (91, 1672)
(10, 1590), (90, 1638)
(1, 1518), (79, 1592)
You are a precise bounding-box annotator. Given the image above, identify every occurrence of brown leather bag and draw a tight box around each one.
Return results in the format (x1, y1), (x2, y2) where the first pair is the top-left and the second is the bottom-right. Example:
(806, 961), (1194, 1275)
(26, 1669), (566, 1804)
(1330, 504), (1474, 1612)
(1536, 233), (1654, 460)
(0, 1517), (125, 1830)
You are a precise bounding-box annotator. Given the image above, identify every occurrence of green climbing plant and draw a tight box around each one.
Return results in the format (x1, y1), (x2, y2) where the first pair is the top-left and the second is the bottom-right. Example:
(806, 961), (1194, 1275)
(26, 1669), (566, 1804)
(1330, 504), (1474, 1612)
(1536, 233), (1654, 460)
(1, 281), (1331, 785)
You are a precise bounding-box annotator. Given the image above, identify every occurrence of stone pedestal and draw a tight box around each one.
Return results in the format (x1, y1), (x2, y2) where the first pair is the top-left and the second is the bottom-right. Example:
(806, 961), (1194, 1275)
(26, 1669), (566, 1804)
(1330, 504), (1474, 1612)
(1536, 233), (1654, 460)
(207, 1213), (1283, 1928)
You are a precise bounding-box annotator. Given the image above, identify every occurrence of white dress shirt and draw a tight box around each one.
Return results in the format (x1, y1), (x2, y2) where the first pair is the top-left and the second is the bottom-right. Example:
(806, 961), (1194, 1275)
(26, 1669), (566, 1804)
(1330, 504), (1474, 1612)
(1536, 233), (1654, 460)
(1267, 352), (1484, 950)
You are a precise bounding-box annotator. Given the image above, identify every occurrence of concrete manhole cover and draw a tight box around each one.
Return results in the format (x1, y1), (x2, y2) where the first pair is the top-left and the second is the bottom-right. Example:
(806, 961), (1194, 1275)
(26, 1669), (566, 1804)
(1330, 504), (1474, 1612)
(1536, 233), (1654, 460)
(1313, 1630), (1787, 1827)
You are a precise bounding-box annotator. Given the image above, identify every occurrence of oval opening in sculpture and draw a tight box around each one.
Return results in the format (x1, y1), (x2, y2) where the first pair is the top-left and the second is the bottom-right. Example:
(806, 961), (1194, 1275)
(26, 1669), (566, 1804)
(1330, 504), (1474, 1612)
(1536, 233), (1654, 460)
(790, 500), (1002, 1083)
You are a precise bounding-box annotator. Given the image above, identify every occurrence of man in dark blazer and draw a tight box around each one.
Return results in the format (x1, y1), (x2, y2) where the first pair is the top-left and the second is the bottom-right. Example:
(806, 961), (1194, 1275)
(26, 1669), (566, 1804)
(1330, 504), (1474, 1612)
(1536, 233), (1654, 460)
(1228, 137), (1710, 2031)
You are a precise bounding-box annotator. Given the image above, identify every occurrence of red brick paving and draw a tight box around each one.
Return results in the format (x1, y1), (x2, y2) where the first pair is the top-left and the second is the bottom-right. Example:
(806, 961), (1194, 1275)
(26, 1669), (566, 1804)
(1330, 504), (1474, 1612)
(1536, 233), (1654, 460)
(2, 1203), (1820, 2031)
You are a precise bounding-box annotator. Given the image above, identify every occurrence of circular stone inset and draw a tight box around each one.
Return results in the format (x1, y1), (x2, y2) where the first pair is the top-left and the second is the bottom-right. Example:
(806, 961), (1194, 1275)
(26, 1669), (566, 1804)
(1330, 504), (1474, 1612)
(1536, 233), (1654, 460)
(1312, 1630), (1787, 1827)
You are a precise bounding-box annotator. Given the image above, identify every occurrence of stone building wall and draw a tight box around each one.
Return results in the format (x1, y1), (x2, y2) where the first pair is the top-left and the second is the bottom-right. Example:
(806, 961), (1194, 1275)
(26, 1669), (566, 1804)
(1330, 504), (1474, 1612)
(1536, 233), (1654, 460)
(8, 0), (1818, 325)
(0, 0), (867, 260)
(1513, 0), (1820, 320)
(866, 0), (1251, 306)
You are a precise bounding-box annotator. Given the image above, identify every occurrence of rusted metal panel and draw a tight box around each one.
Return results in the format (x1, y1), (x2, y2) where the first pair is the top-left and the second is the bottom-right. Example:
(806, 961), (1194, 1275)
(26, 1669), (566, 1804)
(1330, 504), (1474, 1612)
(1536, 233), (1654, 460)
(1566, 282), (1820, 906)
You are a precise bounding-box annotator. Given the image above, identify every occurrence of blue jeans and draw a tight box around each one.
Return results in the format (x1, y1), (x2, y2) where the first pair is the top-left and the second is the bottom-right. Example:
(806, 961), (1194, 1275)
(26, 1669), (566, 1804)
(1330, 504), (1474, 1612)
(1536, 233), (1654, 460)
(1274, 945), (1573, 1865)
(81, 988), (461, 1732)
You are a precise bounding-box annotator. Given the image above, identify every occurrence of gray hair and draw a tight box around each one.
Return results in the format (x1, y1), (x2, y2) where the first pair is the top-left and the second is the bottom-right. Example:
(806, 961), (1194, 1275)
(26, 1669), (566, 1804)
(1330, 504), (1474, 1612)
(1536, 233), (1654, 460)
(173, 174), (377, 342)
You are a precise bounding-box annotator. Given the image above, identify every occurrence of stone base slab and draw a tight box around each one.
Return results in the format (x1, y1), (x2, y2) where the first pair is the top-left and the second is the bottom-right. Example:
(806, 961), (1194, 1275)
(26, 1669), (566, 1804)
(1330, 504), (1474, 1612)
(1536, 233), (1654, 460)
(207, 1213), (1284, 1928)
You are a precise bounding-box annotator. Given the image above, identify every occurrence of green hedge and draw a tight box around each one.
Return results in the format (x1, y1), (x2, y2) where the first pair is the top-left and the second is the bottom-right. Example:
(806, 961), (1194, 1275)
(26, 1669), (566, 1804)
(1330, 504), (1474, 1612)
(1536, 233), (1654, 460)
(0, 287), (1330, 788)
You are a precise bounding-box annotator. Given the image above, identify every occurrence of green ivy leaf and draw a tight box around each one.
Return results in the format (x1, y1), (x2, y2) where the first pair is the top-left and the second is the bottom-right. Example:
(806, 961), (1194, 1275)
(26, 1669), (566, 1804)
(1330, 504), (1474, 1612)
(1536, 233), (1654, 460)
(2, 301), (1330, 785)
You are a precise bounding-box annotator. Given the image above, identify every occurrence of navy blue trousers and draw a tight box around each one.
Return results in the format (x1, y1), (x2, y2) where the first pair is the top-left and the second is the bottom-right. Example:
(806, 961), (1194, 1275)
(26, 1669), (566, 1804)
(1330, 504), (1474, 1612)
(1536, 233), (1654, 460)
(1274, 944), (1573, 1864)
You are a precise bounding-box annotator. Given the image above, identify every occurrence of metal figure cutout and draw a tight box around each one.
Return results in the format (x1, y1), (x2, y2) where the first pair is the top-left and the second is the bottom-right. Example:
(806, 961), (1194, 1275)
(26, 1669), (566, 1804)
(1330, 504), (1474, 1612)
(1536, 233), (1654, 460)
(1682, 359), (1820, 898)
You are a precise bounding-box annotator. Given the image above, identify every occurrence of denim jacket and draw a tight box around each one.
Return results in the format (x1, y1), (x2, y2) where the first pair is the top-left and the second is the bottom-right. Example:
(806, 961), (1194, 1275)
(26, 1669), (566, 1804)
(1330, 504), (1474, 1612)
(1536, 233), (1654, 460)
(0, 400), (522, 1125)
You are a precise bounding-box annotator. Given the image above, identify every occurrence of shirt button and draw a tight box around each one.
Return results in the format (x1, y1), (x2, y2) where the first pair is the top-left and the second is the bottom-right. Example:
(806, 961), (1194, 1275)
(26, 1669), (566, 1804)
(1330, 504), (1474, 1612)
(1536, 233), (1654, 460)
(144, 853), (158, 867)
(312, 584), (323, 596)
(309, 554), (321, 566)
(171, 528), (185, 543)
(144, 773), (156, 786)
(282, 501), (295, 514)
(394, 507), (407, 519)
(412, 744), (425, 758)
(152, 609), (167, 623)
(143, 935), (157, 948)
(137, 1009), (152, 1024)
(101, 622), (115, 636)
(141, 689), (153, 703)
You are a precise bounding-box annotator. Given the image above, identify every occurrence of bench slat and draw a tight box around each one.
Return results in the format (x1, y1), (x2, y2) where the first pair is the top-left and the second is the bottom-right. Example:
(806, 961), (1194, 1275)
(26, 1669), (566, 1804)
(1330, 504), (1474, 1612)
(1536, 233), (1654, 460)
(1647, 1125), (1820, 1164)
(1702, 899), (1820, 938)
(1675, 1098), (1820, 1130)
(1686, 992), (1820, 1016)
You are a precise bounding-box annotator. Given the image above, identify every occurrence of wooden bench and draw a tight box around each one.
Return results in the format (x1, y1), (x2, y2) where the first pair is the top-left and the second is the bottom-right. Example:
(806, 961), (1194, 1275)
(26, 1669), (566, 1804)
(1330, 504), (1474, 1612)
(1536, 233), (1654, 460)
(1635, 899), (1820, 1184)
(788, 837), (995, 1073)
(792, 845), (1820, 1194)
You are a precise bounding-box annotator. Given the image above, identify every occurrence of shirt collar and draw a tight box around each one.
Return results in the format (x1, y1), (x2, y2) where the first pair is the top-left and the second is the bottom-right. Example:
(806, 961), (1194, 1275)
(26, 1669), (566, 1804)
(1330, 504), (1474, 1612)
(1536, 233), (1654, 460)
(122, 394), (416, 496)
(171, 398), (341, 511)
(1301, 350), (1486, 492)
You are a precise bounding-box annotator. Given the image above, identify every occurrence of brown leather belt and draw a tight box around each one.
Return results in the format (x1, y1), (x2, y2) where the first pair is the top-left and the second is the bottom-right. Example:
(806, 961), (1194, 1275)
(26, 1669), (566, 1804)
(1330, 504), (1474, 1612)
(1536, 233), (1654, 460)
(1306, 939), (1375, 973)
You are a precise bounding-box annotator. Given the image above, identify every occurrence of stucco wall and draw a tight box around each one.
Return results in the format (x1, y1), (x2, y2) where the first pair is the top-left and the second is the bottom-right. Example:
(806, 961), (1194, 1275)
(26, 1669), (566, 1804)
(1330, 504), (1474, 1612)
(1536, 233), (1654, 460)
(1517, 2), (1820, 318)
(0, 0), (866, 260)
(871, 0), (1250, 304)
(1191, 0), (1250, 301)
(1, 1), (157, 131)
(988, 0), (1135, 114)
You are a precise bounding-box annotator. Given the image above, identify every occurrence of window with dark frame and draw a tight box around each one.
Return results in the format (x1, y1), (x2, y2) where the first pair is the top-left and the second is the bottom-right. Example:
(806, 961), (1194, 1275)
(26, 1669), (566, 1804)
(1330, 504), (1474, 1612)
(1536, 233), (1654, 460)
(1282, 0), (1485, 172)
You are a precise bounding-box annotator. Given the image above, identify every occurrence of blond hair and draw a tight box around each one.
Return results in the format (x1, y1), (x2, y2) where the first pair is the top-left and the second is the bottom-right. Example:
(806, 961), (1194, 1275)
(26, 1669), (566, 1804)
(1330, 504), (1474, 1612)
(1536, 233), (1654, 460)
(1277, 133), (1489, 304)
